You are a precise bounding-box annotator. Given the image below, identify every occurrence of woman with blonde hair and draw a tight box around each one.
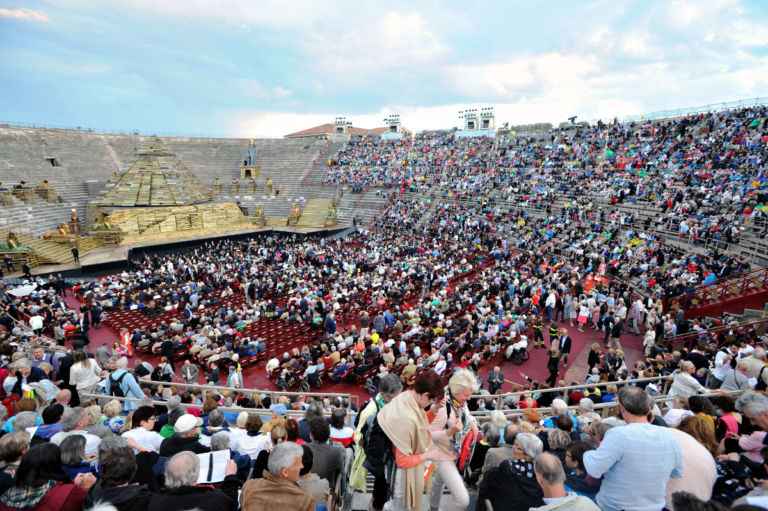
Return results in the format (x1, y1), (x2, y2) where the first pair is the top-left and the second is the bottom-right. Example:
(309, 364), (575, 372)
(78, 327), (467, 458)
(427, 368), (478, 511)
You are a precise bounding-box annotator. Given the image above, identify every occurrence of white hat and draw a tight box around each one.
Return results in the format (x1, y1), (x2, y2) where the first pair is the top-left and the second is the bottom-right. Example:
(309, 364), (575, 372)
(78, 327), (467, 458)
(174, 414), (203, 434)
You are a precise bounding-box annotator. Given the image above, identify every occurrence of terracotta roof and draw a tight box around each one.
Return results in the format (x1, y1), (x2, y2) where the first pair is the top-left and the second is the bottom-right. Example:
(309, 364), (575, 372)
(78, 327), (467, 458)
(349, 126), (389, 136)
(285, 123), (335, 137)
(285, 124), (389, 137)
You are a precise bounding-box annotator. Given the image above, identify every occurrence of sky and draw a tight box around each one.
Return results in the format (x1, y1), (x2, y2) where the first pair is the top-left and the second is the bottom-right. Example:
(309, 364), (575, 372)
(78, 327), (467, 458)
(1, 0), (768, 137)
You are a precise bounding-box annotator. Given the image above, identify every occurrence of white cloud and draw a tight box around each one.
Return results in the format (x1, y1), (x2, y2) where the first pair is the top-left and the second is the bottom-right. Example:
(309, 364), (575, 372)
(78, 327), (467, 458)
(0, 7), (50, 22)
(272, 86), (291, 98)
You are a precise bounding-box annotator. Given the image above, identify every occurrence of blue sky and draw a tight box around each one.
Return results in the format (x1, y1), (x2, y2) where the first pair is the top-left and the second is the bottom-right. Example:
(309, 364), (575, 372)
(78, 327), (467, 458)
(1, 0), (768, 136)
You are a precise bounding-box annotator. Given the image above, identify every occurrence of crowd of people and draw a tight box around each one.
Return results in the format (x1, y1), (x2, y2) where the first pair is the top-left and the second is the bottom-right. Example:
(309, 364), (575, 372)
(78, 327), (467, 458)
(0, 104), (766, 510)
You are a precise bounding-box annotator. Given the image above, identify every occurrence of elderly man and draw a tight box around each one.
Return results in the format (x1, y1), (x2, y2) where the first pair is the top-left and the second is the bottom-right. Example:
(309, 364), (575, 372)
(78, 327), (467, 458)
(31, 345), (59, 374)
(50, 406), (102, 457)
(180, 360), (199, 384)
(55, 389), (72, 406)
(531, 452), (599, 511)
(742, 348), (768, 388)
(240, 442), (315, 511)
(487, 366), (504, 394)
(736, 391), (768, 431)
(84, 446), (154, 511)
(10, 358), (46, 396)
(481, 423), (518, 480)
(159, 414), (210, 457)
(583, 387), (683, 511)
(147, 451), (239, 511)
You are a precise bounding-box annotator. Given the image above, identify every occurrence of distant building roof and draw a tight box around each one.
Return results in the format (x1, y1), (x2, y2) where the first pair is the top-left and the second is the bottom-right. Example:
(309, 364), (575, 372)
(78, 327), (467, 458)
(285, 124), (388, 138)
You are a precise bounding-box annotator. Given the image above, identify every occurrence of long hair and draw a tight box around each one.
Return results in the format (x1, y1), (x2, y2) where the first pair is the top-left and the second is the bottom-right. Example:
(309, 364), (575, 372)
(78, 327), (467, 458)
(15, 443), (70, 487)
(74, 349), (91, 370)
(677, 415), (718, 458)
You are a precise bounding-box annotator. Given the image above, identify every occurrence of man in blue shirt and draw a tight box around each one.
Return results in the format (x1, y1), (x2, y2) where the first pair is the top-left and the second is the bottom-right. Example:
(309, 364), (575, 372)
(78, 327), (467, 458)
(583, 387), (683, 511)
(105, 357), (145, 411)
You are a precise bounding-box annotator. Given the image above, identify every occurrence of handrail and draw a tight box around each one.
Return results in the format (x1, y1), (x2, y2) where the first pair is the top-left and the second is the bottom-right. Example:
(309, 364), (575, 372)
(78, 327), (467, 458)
(467, 390), (743, 419)
(78, 393), (357, 418)
(120, 377), (359, 411)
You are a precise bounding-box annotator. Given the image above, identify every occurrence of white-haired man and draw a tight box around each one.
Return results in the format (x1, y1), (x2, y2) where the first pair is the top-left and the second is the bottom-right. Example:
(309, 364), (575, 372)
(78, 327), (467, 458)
(531, 452), (599, 510)
(240, 442), (315, 511)
(147, 451), (238, 511)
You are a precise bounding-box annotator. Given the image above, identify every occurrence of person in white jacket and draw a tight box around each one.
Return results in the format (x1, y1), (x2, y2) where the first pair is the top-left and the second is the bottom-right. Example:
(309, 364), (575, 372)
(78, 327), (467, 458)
(69, 349), (103, 404)
(668, 361), (706, 398)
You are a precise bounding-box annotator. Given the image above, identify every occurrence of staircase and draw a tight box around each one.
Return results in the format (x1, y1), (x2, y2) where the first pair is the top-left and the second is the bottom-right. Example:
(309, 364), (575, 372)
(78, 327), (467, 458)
(294, 199), (333, 228)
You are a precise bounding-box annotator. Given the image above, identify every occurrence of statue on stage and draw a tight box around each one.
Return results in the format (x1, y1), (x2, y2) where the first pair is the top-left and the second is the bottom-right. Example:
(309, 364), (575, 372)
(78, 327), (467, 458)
(230, 177), (240, 194)
(36, 179), (58, 202)
(264, 178), (273, 195)
(91, 212), (115, 231)
(69, 209), (83, 235)
(325, 205), (338, 227)
(247, 178), (257, 193)
(43, 222), (76, 240)
(289, 204), (301, 218)
(213, 177), (222, 195)
(252, 204), (266, 226)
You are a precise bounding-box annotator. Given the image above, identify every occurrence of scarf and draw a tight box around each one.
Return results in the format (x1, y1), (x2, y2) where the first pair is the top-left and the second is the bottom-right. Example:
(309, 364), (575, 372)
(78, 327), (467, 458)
(378, 390), (433, 511)
(0, 481), (58, 509)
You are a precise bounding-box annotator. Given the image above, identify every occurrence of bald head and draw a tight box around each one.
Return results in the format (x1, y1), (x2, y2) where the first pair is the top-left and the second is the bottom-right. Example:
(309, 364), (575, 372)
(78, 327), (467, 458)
(534, 452), (566, 488)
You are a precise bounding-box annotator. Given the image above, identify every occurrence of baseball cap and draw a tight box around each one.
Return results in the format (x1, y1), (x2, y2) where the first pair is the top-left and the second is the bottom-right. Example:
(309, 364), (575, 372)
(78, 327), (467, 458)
(174, 414), (203, 434)
(270, 404), (287, 416)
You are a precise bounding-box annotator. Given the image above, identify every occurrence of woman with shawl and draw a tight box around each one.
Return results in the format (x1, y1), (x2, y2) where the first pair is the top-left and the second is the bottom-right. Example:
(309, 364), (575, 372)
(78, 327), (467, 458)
(427, 369), (478, 511)
(377, 370), (443, 511)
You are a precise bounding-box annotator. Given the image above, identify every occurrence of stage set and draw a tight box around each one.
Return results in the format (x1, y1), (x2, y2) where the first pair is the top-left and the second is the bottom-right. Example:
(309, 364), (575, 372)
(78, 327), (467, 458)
(0, 137), (343, 277)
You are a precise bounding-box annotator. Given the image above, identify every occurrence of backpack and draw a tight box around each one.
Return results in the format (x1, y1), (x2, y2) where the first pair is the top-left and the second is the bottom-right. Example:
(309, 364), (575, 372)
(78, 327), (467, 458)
(757, 366), (768, 392)
(361, 401), (392, 477)
(108, 372), (127, 397)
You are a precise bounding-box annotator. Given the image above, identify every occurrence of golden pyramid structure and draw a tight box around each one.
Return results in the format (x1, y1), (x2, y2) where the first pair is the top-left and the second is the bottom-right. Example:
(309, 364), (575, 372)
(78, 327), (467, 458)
(95, 136), (213, 206)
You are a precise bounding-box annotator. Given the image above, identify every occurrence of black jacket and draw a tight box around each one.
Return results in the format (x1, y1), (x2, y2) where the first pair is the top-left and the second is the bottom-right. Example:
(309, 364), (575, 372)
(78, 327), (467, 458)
(477, 458), (544, 511)
(85, 482), (154, 511)
(159, 436), (210, 458)
(146, 475), (239, 511)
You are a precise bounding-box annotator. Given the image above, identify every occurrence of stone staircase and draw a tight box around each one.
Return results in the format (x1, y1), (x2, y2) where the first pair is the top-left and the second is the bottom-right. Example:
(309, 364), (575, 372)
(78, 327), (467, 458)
(294, 199), (333, 228)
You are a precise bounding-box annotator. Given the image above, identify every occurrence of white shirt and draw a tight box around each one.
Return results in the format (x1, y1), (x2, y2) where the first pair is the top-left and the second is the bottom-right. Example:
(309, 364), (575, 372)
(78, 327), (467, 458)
(237, 432), (271, 459)
(123, 427), (164, 453)
(50, 431), (101, 457)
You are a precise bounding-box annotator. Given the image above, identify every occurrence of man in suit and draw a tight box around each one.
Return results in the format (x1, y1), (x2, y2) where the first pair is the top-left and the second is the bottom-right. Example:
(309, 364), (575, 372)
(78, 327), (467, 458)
(558, 327), (572, 367)
(487, 366), (504, 394)
(181, 360), (199, 384)
(481, 423), (518, 482)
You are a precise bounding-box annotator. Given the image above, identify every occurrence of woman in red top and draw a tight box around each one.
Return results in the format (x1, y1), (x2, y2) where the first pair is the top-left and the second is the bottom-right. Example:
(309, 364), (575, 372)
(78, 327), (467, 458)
(0, 443), (95, 511)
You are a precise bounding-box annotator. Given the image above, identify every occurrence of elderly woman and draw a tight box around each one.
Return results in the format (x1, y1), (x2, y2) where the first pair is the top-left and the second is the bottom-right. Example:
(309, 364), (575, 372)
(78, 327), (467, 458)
(59, 435), (98, 480)
(477, 432), (544, 510)
(377, 370), (442, 511)
(668, 360), (707, 398)
(427, 368), (479, 511)
(0, 443), (96, 511)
